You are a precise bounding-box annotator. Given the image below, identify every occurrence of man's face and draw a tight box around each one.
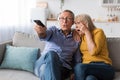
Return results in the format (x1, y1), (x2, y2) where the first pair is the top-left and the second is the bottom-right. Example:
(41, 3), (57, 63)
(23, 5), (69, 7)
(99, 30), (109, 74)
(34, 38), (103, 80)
(58, 12), (74, 31)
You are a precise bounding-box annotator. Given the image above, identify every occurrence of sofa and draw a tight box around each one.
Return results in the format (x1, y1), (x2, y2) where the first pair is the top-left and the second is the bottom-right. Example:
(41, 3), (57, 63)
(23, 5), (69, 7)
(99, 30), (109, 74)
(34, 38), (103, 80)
(0, 32), (120, 80)
(0, 32), (45, 80)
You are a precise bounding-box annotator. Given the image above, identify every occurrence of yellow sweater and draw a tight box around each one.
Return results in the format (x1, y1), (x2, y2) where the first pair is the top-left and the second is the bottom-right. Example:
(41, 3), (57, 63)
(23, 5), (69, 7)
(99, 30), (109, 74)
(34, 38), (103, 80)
(80, 28), (112, 65)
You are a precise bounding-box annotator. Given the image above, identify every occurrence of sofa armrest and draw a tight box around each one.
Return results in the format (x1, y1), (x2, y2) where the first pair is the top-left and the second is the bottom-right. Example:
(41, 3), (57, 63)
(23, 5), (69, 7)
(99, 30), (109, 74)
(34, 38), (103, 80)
(0, 40), (12, 64)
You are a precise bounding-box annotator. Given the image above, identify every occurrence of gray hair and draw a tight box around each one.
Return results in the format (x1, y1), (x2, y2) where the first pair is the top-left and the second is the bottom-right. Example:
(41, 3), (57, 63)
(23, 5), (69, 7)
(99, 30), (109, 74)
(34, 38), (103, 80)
(58, 10), (75, 20)
(75, 14), (96, 31)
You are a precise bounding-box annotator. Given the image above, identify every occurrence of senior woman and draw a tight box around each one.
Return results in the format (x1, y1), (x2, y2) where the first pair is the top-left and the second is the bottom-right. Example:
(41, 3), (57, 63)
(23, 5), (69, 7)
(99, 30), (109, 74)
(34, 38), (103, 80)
(73, 14), (115, 80)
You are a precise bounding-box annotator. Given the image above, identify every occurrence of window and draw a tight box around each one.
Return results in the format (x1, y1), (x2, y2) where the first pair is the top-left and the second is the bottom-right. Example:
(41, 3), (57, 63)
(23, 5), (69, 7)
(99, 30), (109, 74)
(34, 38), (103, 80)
(0, 0), (35, 42)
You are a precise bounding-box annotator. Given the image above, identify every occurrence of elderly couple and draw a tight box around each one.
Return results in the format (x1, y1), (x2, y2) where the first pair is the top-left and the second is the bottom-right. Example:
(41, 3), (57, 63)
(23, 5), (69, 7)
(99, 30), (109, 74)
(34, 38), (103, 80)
(34, 10), (115, 80)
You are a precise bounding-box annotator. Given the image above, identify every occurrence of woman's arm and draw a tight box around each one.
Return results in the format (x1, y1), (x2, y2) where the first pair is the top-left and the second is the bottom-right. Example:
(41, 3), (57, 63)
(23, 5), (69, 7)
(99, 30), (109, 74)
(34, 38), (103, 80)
(85, 29), (106, 56)
(84, 30), (95, 55)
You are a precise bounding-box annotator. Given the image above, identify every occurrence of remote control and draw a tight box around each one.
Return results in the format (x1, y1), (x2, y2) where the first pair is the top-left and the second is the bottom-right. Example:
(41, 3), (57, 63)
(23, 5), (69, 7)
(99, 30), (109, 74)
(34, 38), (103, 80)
(34, 20), (45, 27)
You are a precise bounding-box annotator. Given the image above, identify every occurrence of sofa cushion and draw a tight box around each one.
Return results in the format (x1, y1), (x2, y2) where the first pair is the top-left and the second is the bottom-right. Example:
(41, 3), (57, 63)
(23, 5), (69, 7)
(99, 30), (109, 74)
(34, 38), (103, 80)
(107, 38), (120, 71)
(113, 72), (120, 80)
(12, 32), (45, 53)
(0, 69), (39, 80)
(0, 45), (39, 73)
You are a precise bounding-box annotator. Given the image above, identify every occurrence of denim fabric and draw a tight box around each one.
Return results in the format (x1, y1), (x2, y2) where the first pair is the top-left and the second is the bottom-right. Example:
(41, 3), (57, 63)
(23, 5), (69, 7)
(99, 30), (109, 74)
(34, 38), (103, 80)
(74, 62), (115, 80)
(34, 51), (71, 80)
(86, 75), (97, 80)
(34, 54), (46, 77)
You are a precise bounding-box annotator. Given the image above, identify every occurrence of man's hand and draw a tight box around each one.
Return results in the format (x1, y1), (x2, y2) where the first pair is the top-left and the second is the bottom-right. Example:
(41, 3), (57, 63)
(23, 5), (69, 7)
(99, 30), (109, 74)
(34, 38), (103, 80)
(70, 73), (74, 80)
(34, 24), (47, 38)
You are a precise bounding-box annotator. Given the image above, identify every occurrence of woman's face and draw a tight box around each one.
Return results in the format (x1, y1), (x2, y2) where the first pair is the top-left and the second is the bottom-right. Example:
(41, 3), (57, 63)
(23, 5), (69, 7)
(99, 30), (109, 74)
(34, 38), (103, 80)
(75, 21), (85, 35)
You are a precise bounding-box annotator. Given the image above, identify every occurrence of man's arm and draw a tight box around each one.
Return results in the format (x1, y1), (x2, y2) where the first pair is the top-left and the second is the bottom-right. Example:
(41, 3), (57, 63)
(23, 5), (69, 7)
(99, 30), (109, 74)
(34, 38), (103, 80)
(73, 47), (82, 64)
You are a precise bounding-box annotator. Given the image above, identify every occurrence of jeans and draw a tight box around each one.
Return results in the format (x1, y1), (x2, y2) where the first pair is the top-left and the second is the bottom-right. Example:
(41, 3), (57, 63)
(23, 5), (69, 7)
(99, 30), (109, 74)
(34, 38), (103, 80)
(74, 62), (115, 80)
(34, 51), (71, 80)
(86, 75), (97, 80)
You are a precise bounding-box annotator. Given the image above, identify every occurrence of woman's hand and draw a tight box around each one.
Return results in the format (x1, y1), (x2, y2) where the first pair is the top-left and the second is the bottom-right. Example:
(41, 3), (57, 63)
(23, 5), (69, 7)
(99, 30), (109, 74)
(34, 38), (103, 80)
(78, 22), (88, 34)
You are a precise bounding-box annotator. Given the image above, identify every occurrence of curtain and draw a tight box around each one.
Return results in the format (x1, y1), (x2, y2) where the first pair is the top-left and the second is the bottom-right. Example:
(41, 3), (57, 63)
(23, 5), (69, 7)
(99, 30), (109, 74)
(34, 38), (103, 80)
(0, 0), (35, 42)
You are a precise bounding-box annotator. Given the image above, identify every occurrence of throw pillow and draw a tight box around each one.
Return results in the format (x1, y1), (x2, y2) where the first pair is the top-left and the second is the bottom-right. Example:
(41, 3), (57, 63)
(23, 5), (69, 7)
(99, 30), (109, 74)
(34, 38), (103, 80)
(0, 45), (39, 73)
(13, 32), (45, 53)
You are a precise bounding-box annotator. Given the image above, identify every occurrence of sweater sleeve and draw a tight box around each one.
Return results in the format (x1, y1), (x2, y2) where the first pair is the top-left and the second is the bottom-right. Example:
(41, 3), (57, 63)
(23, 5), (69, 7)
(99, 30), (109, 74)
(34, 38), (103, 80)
(91, 29), (107, 56)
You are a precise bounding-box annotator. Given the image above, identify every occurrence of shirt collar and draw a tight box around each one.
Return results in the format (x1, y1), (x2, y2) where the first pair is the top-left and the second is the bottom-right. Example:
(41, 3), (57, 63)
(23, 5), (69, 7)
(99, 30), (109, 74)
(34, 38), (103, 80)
(59, 29), (73, 38)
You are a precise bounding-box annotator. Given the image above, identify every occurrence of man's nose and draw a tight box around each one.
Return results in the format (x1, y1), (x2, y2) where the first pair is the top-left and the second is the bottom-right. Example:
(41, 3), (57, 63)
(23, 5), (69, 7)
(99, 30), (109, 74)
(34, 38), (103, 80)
(63, 18), (68, 23)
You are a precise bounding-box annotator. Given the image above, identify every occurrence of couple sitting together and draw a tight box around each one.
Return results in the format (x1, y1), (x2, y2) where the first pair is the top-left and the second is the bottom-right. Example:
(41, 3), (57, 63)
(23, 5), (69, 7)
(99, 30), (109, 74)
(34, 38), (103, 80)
(34, 10), (115, 80)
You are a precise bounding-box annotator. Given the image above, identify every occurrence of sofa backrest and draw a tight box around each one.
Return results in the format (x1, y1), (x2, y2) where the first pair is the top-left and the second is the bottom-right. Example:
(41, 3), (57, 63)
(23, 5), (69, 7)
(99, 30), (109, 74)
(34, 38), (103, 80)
(107, 38), (120, 71)
(1, 32), (120, 71)
(13, 32), (120, 71)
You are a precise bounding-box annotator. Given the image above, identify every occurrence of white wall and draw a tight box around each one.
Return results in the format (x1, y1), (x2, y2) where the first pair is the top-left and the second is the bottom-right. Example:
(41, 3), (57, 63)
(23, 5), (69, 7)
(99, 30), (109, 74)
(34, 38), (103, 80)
(36, 0), (108, 19)
(36, 0), (120, 37)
